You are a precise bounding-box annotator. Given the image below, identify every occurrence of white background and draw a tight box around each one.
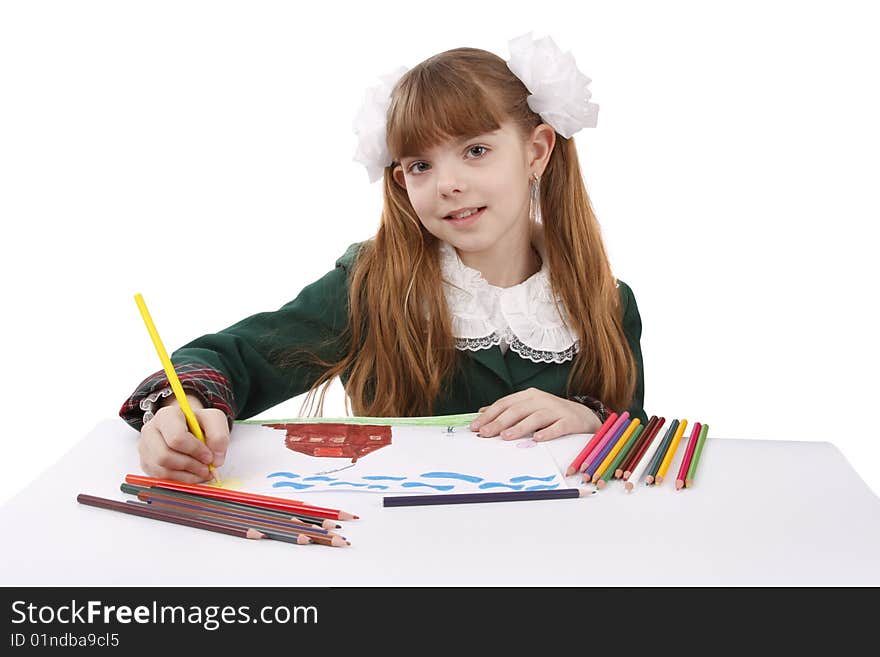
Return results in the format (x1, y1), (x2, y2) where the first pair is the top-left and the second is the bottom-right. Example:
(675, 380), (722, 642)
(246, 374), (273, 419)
(1, 0), (877, 506)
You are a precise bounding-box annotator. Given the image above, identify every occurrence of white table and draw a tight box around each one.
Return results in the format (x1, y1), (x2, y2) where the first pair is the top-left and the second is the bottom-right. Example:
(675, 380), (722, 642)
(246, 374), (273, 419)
(2, 418), (878, 586)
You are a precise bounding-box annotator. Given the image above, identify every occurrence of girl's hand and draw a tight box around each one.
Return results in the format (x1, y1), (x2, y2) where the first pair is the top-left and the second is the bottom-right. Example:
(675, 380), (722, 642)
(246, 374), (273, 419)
(137, 394), (230, 483)
(469, 388), (603, 442)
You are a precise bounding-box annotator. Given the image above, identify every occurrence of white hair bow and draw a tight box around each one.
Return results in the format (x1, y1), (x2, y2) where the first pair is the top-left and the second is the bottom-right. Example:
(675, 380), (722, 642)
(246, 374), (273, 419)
(351, 33), (598, 183)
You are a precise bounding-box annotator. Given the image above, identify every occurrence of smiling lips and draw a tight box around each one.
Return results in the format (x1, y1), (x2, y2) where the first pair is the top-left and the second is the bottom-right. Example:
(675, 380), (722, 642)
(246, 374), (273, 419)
(444, 206), (486, 220)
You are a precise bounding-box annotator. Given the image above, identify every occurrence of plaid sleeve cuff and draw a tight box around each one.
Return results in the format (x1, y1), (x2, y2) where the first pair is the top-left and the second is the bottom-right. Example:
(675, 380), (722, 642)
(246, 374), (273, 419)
(118, 362), (236, 432)
(569, 394), (611, 424)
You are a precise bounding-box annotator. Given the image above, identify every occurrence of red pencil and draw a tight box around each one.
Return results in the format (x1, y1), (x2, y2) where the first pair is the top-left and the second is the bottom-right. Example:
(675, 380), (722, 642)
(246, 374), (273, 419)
(565, 413), (618, 476)
(124, 473), (358, 520)
(675, 422), (702, 490)
(623, 417), (665, 479)
(616, 416), (657, 478)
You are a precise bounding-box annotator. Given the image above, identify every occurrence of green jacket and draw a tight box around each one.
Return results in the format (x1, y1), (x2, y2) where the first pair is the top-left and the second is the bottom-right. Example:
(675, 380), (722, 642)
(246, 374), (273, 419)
(120, 242), (646, 430)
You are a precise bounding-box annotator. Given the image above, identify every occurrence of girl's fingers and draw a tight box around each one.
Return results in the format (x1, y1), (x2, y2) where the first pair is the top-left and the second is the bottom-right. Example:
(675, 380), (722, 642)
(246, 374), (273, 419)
(153, 445), (212, 480)
(155, 409), (215, 465)
(197, 408), (230, 467)
(499, 410), (554, 440)
(144, 464), (209, 485)
(532, 419), (568, 442)
(479, 406), (534, 438)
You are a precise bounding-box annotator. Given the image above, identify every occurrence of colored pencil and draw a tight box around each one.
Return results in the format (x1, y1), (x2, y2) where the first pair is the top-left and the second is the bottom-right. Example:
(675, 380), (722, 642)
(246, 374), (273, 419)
(623, 417), (665, 479)
(592, 419), (641, 484)
(77, 493), (274, 541)
(123, 501), (313, 545)
(597, 424), (644, 489)
(135, 490), (340, 538)
(134, 294), (221, 485)
(623, 423), (670, 493)
(383, 487), (594, 507)
(685, 424), (710, 488)
(130, 499), (348, 547)
(675, 422), (702, 490)
(565, 412), (618, 476)
(582, 415), (630, 481)
(655, 419), (688, 485)
(124, 473), (358, 520)
(579, 412), (630, 473)
(120, 483), (340, 529)
(645, 419), (679, 484)
(617, 416), (657, 478)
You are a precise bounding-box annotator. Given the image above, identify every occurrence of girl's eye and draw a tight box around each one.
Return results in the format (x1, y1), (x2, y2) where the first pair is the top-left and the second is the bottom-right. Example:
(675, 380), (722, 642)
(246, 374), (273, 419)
(406, 145), (489, 175)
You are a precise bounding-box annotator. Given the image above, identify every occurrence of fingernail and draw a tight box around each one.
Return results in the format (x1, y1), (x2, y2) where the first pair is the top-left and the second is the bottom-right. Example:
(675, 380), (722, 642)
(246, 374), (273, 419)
(200, 451), (213, 464)
(213, 451), (226, 467)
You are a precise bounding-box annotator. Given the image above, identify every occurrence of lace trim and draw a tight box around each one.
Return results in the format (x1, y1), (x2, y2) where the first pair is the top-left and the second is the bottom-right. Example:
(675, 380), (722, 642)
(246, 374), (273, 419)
(454, 329), (580, 364)
(140, 386), (174, 425)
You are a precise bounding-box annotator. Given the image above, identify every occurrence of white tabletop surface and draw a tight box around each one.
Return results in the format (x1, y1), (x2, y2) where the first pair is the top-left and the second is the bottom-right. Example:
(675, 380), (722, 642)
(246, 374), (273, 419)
(2, 418), (879, 586)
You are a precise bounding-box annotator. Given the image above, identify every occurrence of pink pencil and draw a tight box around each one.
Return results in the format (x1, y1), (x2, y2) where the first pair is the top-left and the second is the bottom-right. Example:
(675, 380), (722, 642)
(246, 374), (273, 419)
(565, 413), (618, 476)
(675, 422), (702, 490)
(578, 412), (630, 473)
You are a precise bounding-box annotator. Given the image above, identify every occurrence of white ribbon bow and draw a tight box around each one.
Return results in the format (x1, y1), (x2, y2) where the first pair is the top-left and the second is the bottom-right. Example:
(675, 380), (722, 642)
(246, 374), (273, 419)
(351, 33), (598, 183)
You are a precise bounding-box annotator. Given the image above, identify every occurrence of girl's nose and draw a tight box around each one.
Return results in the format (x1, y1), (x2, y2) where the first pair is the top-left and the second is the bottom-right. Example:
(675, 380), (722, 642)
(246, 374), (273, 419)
(436, 169), (467, 197)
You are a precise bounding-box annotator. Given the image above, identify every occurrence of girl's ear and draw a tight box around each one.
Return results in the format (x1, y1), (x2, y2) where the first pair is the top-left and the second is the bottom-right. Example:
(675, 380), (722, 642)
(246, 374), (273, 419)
(391, 164), (407, 189)
(528, 123), (557, 177)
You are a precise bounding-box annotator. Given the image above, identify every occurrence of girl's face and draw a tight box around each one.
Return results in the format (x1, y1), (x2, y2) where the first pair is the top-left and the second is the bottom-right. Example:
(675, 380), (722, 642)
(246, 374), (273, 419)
(393, 121), (545, 253)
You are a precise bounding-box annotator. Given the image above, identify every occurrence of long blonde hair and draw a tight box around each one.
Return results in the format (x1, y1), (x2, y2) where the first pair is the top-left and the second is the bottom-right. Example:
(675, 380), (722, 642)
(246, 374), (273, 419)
(277, 47), (636, 417)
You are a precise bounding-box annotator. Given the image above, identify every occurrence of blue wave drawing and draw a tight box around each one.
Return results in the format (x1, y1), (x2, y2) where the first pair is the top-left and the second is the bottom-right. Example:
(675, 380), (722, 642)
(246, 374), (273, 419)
(270, 482), (315, 490)
(401, 482), (455, 491)
(329, 482), (370, 487)
(267, 472), (300, 479)
(420, 472), (484, 483)
(509, 474), (557, 483)
(362, 475), (407, 481)
(303, 476), (337, 481)
(524, 484), (561, 491)
(367, 485), (390, 490)
(478, 482), (525, 490)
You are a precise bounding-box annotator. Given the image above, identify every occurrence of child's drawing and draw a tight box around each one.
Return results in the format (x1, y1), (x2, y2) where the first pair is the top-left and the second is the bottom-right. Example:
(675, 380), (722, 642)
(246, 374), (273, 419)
(216, 422), (567, 496)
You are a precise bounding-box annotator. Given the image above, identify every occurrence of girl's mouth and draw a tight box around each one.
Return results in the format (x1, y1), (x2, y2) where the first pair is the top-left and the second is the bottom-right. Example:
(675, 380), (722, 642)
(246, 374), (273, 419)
(444, 207), (486, 225)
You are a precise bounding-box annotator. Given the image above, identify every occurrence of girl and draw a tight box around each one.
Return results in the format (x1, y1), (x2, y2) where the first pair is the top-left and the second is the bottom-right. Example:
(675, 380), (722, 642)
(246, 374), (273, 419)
(121, 33), (647, 484)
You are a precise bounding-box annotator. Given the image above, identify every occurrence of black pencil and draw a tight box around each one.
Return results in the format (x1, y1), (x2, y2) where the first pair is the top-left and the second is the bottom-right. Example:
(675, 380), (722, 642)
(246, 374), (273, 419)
(383, 487), (594, 507)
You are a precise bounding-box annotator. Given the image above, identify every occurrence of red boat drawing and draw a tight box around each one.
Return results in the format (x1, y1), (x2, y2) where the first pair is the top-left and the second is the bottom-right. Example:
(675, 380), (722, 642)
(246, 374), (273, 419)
(262, 423), (392, 463)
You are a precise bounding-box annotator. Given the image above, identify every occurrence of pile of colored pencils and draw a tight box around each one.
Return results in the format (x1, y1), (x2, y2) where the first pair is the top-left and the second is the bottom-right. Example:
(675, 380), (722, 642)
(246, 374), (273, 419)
(565, 413), (710, 493)
(77, 474), (358, 547)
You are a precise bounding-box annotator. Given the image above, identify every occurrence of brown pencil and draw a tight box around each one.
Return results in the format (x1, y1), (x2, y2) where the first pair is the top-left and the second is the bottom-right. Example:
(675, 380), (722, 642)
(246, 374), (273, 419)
(78, 493), (267, 541)
(136, 490), (343, 539)
(125, 501), (314, 544)
(136, 498), (340, 544)
(121, 483), (340, 529)
(623, 417), (665, 479)
(617, 416), (658, 478)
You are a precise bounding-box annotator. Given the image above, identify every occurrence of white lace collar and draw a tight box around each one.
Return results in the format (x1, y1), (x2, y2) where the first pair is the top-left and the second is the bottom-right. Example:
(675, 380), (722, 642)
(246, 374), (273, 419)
(438, 227), (580, 364)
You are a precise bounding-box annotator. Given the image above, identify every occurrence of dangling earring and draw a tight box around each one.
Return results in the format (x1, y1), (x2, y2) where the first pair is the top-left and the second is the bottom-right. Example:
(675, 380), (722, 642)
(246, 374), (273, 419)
(529, 173), (543, 225)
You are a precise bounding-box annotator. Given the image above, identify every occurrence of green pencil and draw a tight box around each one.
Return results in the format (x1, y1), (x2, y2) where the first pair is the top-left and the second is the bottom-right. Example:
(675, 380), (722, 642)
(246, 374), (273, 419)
(597, 424), (644, 489)
(685, 424), (709, 487)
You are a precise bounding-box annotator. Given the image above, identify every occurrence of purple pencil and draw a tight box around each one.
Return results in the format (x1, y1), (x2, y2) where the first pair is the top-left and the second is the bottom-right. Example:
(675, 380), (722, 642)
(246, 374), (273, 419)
(583, 417), (633, 483)
(382, 488), (595, 507)
(578, 412), (630, 474)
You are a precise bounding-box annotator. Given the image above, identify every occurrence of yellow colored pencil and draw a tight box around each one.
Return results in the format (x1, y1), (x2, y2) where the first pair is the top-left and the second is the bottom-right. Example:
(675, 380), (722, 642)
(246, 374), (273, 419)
(591, 419), (641, 484)
(655, 419), (688, 485)
(134, 293), (221, 485)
